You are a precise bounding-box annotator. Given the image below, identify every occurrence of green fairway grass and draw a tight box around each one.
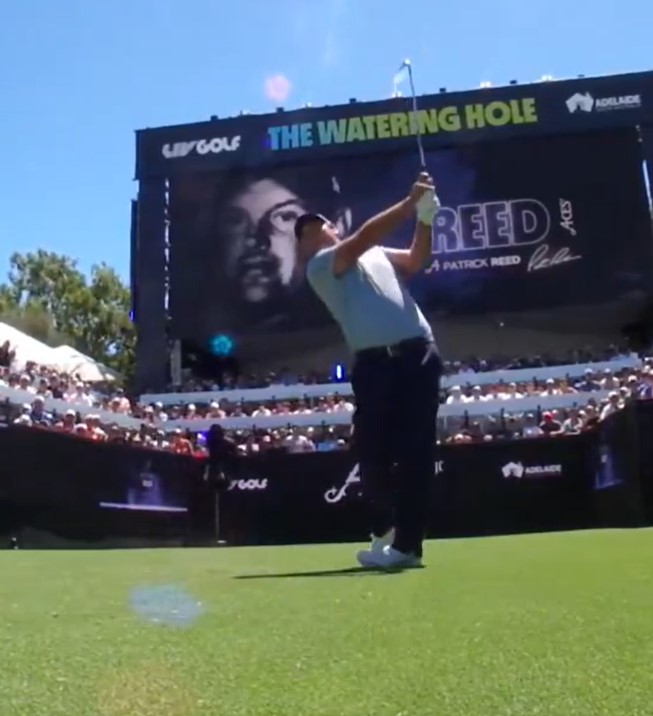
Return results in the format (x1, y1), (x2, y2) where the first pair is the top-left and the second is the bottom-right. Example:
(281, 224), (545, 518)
(1, 529), (652, 716)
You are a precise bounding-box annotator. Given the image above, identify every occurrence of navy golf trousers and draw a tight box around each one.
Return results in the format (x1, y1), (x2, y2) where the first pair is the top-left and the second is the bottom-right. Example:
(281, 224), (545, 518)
(350, 336), (441, 557)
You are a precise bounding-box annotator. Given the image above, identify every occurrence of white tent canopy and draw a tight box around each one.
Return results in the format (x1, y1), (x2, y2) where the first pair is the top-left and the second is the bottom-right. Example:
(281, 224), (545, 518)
(0, 322), (60, 369)
(51, 345), (119, 383)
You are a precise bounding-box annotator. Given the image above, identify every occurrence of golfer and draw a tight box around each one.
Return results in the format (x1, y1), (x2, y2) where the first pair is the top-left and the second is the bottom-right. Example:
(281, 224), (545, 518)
(294, 173), (442, 569)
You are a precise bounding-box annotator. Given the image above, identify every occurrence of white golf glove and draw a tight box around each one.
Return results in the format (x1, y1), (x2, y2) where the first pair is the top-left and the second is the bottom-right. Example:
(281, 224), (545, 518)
(416, 188), (441, 226)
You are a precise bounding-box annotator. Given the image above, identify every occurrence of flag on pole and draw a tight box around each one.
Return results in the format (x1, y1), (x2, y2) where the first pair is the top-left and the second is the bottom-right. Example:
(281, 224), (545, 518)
(392, 59), (411, 97)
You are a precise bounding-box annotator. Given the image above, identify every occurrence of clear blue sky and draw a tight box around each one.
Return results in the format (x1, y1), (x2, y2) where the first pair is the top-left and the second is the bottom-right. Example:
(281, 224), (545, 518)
(0, 0), (650, 283)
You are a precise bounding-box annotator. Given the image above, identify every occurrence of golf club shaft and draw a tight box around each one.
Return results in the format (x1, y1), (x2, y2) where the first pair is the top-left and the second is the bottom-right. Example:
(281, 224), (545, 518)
(406, 63), (426, 170)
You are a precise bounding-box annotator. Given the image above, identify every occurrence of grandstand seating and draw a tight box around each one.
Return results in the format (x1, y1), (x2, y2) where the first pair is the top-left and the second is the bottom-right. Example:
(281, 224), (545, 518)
(0, 354), (638, 432)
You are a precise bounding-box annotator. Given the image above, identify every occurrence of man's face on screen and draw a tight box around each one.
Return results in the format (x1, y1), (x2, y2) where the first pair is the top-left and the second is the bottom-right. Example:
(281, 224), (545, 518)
(221, 179), (305, 304)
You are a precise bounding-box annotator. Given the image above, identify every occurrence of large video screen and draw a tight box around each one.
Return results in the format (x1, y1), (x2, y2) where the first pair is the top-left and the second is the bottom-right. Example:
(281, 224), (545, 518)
(168, 128), (652, 346)
(98, 459), (189, 513)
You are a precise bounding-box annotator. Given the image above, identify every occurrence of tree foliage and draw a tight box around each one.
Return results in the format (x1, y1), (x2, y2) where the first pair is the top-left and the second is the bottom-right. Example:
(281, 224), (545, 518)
(0, 250), (134, 379)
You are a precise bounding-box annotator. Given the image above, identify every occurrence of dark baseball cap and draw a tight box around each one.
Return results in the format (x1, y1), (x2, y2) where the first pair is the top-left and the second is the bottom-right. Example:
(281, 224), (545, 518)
(294, 213), (328, 241)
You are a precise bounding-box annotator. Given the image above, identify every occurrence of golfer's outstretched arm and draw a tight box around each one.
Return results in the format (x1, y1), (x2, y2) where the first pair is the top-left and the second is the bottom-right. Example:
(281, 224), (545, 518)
(331, 199), (412, 276)
(385, 220), (433, 275)
(385, 178), (439, 275)
(331, 173), (433, 277)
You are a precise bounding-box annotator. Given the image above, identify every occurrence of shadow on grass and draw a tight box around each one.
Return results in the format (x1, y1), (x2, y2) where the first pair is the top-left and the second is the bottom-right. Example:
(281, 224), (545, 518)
(234, 565), (424, 580)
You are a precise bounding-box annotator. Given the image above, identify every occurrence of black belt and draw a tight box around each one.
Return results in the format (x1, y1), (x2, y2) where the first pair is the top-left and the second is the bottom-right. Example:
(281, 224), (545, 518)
(355, 336), (430, 359)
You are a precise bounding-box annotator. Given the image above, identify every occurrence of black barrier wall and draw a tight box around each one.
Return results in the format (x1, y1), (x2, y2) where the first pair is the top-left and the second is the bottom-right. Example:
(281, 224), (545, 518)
(218, 434), (595, 546)
(0, 424), (597, 547)
(631, 401), (653, 523)
(591, 403), (648, 527)
(222, 404), (653, 545)
(3, 405), (653, 548)
(0, 426), (205, 546)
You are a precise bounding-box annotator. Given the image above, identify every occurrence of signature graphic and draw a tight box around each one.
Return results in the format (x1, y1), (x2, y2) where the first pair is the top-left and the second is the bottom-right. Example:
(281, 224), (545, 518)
(559, 198), (577, 237)
(324, 464), (361, 504)
(527, 244), (582, 272)
(324, 461), (444, 503)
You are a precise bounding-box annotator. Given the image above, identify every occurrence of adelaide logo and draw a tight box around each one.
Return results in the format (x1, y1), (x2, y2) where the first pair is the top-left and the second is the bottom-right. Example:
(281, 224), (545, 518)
(501, 462), (562, 479)
(566, 92), (641, 114)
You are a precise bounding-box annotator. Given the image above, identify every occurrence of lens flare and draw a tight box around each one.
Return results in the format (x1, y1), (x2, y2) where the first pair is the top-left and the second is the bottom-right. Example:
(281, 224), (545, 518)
(129, 585), (204, 628)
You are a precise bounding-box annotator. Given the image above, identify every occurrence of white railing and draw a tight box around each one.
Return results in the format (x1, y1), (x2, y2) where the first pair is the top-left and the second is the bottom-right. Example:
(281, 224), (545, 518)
(141, 356), (638, 407)
(0, 385), (142, 430)
(160, 391), (610, 431)
(3, 353), (634, 432)
(1, 382), (610, 432)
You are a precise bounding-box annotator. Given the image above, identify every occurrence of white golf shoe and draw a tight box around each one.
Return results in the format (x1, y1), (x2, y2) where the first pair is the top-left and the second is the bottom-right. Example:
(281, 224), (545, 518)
(369, 528), (395, 553)
(356, 544), (422, 570)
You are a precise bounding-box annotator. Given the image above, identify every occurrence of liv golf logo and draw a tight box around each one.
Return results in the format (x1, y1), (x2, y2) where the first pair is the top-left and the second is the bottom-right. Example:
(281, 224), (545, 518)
(162, 136), (241, 159)
(228, 478), (268, 492)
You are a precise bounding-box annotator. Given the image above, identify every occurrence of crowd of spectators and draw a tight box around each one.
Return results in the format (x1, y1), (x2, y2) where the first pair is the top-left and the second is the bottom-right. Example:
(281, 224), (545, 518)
(161, 344), (630, 394)
(1, 338), (652, 457)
